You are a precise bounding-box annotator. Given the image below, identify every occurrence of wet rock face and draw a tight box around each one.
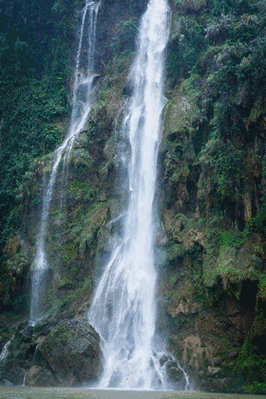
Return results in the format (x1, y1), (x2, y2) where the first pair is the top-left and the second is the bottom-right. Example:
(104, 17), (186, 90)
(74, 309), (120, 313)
(166, 361), (185, 387)
(25, 365), (54, 387)
(38, 318), (102, 386)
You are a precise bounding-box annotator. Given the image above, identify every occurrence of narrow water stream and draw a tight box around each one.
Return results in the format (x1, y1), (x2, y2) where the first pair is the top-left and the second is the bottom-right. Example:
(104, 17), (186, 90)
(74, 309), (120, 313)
(29, 1), (100, 326)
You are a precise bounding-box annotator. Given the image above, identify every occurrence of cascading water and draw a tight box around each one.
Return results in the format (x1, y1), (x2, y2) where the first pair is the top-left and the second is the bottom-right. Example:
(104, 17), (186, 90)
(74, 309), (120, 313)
(0, 339), (12, 363)
(29, 1), (100, 326)
(88, 0), (171, 389)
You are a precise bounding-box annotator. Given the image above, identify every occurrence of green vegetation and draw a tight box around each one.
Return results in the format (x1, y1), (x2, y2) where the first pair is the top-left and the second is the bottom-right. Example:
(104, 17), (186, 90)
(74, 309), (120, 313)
(162, 0), (266, 391)
(0, 0), (266, 392)
(110, 17), (138, 56)
(0, 0), (82, 309)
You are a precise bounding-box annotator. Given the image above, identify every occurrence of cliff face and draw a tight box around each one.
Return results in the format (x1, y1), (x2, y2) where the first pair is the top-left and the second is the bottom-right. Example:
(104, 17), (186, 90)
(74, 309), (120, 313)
(158, 0), (266, 393)
(1, 0), (266, 394)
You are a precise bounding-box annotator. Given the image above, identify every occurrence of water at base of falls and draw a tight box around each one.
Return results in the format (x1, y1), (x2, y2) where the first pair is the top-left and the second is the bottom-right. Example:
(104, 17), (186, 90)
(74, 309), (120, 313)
(88, 0), (172, 390)
(29, 1), (100, 326)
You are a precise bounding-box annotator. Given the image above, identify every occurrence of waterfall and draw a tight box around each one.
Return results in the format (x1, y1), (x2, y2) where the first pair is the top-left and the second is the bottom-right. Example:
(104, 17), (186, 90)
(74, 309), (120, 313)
(29, 1), (100, 326)
(0, 339), (12, 363)
(88, 0), (170, 389)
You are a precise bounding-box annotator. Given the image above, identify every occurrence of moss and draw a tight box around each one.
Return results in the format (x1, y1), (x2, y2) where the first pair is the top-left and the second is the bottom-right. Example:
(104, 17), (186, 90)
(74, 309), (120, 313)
(33, 323), (44, 334)
(57, 277), (73, 289)
(238, 337), (266, 385)
(67, 180), (97, 203)
(163, 79), (200, 137)
(63, 277), (93, 308)
(71, 149), (93, 169)
(110, 17), (138, 55)
(202, 226), (261, 289)
(76, 202), (110, 257)
(258, 275), (266, 301)
(218, 231), (245, 249)
(167, 243), (186, 260)
(247, 204), (266, 235)
(41, 322), (73, 349)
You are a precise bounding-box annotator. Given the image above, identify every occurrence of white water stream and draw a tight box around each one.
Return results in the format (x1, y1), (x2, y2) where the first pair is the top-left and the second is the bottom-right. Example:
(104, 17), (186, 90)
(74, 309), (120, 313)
(29, 1), (100, 326)
(0, 339), (12, 363)
(88, 0), (171, 389)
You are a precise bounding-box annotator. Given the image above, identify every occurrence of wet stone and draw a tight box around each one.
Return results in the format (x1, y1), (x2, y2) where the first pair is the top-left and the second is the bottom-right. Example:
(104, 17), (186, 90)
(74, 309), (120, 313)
(18, 326), (33, 343)
(159, 354), (169, 367)
(25, 365), (54, 387)
(166, 361), (184, 381)
(38, 318), (102, 386)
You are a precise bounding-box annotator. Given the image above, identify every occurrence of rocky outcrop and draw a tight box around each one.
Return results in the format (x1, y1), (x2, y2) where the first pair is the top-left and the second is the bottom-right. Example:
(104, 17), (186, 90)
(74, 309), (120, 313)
(37, 318), (102, 386)
(0, 317), (102, 388)
(160, 271), (262, 392)
(24, 365), (54, 387)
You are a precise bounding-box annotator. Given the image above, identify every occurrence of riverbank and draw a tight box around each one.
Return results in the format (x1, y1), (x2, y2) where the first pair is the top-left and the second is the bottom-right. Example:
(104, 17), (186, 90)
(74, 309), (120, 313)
(0, 388), (264, 399)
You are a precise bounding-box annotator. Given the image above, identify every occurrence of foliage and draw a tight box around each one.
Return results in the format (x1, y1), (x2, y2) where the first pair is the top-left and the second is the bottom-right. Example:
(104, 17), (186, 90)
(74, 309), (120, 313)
(110, 17), (138, 56)
(243, 382), (266, 395)
(238, 337), (266, 384)
(201, 222), (262, 291)
(0, 0), (82, 309)
(67, 180), (97, 202)
(247, 204), (266, 235)
(63, 277), (94, 307)
(0, 77), (67, 304)
(167, 242), (186, 260)
(207, 0), (249, 16)
(179, 17), (206, 74)
(33, 323), (44, 334)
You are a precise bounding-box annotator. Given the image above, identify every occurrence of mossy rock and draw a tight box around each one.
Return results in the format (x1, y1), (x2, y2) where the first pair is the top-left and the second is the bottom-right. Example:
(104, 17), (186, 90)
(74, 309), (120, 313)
(203, 232), (261, 289)
(38, 318), (102, 386)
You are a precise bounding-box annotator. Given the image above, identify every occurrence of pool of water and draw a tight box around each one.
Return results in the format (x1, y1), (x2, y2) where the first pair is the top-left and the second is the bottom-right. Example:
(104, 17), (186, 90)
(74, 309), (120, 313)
(0, 388), (263, 399)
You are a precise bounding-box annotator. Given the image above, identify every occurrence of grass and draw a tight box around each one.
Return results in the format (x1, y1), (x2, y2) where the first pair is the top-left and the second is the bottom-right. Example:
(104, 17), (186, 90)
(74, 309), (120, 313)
(0, 388), (264, 399)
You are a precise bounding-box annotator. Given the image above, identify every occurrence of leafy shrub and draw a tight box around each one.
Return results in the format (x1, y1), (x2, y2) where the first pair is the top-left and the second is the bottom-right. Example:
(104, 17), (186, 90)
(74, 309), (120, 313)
(207, 0), (235, 16)
(228, 14), (258, 44)
(199, 137), (245, 211)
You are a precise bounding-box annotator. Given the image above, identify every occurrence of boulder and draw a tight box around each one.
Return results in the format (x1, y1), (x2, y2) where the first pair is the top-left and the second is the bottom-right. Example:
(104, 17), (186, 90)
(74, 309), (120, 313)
(24, 365), (54, 386)
(1, 365), (26, 386)
(38, 318), (102, 386)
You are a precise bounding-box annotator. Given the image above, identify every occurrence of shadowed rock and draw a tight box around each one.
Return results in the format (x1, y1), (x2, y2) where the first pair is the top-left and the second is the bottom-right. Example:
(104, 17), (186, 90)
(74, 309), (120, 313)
(25, 365), (54, 387)
(38, 318), (102, 386)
